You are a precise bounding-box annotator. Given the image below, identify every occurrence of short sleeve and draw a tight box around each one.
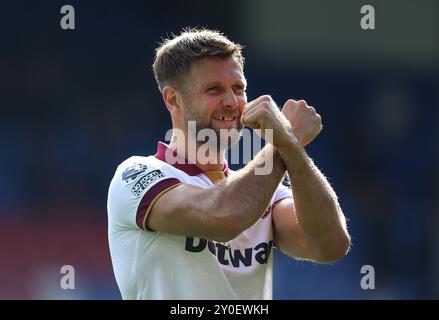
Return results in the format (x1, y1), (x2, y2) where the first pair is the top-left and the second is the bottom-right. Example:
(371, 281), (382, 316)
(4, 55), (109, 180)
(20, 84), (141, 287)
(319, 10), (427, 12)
(107, 157), (182, 231)
(272, 176), (293, 205)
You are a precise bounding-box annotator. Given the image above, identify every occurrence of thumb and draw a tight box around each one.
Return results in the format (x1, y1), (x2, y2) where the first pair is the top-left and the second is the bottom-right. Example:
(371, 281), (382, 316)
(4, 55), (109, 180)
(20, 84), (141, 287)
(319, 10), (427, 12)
(241, 111), (262, 129)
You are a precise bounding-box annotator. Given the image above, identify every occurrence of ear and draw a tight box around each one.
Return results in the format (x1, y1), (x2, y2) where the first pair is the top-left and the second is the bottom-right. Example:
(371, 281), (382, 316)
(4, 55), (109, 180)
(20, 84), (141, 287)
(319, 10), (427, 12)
(162, 85), (183, 117)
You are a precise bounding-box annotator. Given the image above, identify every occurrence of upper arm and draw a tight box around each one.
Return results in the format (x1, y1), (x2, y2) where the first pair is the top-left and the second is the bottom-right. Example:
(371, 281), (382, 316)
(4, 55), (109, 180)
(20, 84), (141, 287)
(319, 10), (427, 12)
(107, 159), (235, 242)
(107, 160), (183, 231)
(272, 198), (318, 261)
(146, 183), (232, 241)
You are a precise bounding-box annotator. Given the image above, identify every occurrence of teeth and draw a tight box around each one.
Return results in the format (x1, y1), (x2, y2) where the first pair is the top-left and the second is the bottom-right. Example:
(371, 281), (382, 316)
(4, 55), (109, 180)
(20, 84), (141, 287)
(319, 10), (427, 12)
(214, 116), (235, 121)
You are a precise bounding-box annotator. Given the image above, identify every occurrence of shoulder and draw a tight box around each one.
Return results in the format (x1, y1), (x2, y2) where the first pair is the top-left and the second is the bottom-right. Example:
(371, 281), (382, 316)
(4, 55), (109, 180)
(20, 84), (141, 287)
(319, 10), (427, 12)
(107, 155), (183, 229)
(110, 155), (184, 193)
(114, 155), (180, 182)
(117, 155), (166, 174)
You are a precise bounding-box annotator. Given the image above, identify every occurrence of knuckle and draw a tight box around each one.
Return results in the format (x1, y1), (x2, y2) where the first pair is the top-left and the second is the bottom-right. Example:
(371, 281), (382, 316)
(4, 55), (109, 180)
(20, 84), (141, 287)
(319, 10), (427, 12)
(259, 106), (269, 115)
(260, 101), (271, 112)
(254, 108), (263, 116)
(298, 99), (307, 106)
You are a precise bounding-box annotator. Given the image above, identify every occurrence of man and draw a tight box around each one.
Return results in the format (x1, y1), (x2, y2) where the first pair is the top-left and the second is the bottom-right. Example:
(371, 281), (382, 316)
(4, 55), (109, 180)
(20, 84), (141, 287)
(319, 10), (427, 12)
(107, 28), (350, 299)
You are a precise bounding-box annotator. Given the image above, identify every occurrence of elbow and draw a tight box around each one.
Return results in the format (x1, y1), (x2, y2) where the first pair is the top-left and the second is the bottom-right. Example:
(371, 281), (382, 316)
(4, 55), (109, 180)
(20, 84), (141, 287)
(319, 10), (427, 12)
(209, 214), (243, 243)
(314, 233), (351, 264)
(214, 223), (242, 243)
(206, 195), (248, 242)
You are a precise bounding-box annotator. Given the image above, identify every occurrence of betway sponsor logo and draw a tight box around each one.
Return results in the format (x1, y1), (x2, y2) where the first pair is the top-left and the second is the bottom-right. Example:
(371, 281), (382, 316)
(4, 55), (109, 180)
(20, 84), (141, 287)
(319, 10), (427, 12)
(185, 237), (273, 267)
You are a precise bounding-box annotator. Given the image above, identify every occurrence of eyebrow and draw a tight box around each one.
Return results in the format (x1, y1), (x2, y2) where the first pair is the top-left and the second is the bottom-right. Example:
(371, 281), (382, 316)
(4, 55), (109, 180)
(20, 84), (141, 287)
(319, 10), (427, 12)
(201, 80), (247, 91)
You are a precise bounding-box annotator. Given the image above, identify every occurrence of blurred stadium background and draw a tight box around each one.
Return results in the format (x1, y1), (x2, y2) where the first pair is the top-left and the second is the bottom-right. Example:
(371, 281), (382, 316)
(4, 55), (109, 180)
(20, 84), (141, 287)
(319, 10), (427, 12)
(0, 0), (437, 299)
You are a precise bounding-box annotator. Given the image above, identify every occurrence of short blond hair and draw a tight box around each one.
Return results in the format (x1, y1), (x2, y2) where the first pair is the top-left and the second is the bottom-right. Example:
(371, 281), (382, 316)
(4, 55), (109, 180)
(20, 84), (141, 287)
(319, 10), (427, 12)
(152, 27), (245, 91)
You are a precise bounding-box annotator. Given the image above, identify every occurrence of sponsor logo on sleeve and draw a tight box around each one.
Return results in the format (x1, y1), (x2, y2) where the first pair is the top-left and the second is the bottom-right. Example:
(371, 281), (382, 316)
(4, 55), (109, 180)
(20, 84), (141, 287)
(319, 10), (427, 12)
(122, 163), (148, 183)
(131, 170), (165, 197)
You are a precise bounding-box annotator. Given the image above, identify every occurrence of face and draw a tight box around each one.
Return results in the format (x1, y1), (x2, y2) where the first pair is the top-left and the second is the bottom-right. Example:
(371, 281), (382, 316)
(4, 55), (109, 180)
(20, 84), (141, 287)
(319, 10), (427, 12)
(178, 56), (247, 149)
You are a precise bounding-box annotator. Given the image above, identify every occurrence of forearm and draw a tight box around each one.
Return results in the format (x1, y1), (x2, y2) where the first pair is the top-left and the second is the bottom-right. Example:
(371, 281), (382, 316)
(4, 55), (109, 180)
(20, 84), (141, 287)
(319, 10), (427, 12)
(210, 144), (286, 237)
(148, 143), (287, 242)
(276, 141), (350, 259)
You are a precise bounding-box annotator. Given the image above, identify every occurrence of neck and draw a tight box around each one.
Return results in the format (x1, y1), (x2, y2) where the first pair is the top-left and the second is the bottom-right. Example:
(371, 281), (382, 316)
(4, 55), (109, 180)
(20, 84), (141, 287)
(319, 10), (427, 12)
(168, 135), (226, 172)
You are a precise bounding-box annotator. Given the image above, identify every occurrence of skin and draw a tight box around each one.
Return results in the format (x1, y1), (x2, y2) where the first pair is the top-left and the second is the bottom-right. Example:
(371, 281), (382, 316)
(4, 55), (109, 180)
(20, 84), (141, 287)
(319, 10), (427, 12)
(162, 56), (247, 171)
(149, 55), (350, 263)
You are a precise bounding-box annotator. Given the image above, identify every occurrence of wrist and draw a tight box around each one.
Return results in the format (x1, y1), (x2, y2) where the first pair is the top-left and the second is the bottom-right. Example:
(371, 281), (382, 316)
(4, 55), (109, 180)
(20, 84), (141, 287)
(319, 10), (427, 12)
(276, 134), (307, 162)
(276, 129), (301, 152)
(272, 147), (287, 172)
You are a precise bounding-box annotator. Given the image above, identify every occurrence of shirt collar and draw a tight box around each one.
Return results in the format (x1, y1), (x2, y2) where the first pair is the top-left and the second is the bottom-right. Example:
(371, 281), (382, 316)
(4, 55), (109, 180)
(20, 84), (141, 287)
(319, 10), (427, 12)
(154, 142), (229, 176)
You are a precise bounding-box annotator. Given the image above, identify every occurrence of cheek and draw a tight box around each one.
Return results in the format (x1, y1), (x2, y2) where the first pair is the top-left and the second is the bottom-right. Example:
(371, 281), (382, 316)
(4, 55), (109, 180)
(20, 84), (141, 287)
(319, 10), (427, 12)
(205, 97), (221, 113)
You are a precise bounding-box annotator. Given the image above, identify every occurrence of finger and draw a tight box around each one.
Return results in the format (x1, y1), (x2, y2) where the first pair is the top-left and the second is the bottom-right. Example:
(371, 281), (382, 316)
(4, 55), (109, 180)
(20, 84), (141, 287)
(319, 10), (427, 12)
(243, 95), (272, 114)
(242, 108), (265, 128)
(283, 99), (297, 107)
(242, 102), (264, 125)
(282, 99), (300, 112)
(316, 113), (323, 128)
(243, 102), (264, 120)
(241, 109), (258, 127)
(242, 100), (275, 127)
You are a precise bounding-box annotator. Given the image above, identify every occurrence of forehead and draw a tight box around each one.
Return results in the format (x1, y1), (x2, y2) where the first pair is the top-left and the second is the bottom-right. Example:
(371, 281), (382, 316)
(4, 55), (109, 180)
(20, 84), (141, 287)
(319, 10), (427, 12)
(186, 56), (246, 88)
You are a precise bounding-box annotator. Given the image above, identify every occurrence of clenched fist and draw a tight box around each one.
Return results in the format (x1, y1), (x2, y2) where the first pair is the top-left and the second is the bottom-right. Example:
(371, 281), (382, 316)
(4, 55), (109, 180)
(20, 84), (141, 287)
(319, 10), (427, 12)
(241, 95), (296, 148)
(281, 99), (322, 147)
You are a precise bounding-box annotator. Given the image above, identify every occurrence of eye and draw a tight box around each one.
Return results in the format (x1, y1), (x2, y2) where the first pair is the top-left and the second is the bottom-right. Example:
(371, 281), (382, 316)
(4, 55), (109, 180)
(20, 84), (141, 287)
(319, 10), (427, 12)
(205, 86), (221, 94)
(233, 85), (246, 94)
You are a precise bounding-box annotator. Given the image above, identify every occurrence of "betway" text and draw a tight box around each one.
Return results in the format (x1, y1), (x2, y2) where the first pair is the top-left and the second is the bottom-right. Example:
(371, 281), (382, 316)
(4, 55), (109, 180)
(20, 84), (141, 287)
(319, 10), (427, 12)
(185, 237), (273, 267)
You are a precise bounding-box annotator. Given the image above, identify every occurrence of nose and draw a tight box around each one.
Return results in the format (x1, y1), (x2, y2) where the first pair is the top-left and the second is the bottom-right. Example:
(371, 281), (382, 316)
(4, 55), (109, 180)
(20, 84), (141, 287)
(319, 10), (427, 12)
(223, 90), (239, 109)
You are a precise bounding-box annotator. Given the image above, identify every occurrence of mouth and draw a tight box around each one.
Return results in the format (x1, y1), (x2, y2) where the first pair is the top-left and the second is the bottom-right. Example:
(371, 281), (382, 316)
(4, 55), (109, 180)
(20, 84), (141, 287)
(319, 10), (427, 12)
(212, 115), (238, 122)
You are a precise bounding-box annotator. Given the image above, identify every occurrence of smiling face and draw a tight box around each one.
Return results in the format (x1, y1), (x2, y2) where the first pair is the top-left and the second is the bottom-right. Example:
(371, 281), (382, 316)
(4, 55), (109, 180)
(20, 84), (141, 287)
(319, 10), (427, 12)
(177, 56), (247, 149)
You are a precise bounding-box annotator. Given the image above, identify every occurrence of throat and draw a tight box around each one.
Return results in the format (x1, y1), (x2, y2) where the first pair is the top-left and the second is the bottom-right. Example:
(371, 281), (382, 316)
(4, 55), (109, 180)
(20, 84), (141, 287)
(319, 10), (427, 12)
(204, 171), (227, 184)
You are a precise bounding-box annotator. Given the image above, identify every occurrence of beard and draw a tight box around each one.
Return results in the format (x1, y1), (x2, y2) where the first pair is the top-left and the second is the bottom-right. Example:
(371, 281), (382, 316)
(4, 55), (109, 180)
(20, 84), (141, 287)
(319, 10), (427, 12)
(183, 105), (243, 150)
